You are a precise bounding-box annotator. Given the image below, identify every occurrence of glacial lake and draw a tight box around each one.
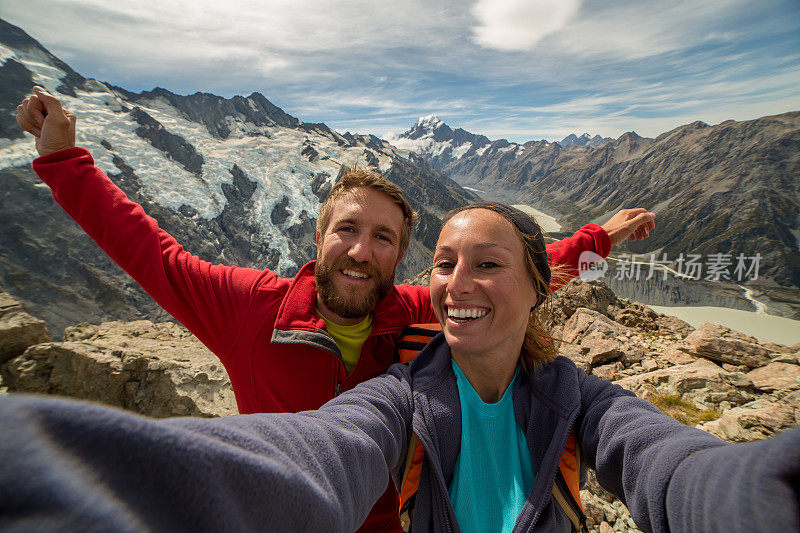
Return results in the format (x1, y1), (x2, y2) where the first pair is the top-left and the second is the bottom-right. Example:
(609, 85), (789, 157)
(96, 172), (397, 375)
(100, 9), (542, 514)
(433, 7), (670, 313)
(649, 305), (800, 347)
(511, 205), (563, 233)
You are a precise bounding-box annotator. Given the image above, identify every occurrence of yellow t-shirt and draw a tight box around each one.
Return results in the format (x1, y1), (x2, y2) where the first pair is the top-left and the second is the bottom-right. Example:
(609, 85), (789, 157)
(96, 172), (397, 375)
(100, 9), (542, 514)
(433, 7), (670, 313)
(319, 312), (373, 374)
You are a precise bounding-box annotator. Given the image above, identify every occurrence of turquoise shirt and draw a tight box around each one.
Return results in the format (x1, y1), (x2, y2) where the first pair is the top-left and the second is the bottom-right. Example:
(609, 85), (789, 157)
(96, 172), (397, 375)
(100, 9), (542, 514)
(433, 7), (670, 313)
(447, 360), (536, 533)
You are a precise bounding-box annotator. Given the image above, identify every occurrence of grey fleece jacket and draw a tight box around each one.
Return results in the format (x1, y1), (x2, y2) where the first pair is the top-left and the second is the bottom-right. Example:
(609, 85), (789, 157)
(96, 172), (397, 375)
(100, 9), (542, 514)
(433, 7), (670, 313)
(0, 335), (798, 532)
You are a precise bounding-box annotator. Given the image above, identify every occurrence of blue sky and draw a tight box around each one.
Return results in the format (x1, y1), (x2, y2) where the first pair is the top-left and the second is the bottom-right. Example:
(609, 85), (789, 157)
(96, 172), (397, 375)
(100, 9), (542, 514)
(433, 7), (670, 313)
(2, 0), (799, 142)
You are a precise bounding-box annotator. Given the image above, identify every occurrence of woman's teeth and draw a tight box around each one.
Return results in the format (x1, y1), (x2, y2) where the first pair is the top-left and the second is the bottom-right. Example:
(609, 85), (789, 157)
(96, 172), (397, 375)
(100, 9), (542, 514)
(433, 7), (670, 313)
(447, 307), (487, 320)
(342, 269), (369, 279)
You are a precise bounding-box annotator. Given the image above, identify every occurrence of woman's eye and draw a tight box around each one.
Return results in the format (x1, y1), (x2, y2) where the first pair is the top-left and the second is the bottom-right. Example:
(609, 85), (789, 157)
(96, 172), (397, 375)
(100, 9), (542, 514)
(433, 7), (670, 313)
(479, 261), (499, 269)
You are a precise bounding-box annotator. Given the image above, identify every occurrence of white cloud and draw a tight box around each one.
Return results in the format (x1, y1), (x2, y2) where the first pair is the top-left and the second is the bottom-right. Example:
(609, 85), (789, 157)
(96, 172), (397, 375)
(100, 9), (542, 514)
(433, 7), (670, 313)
(0, 0), (796, 144)
(551, 0), (762, 60)
(470, 0), (581, 51)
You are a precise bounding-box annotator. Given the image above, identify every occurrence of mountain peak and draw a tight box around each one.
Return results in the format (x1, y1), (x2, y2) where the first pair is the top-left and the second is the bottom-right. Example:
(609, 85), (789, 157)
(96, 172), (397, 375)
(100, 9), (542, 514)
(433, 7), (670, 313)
(558, 132), (613, 147)
(415, 114), (444, 129)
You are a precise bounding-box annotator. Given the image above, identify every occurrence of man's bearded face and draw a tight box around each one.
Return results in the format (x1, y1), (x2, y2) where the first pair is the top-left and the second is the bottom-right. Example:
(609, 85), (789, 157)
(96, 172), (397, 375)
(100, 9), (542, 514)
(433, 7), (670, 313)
(315, 256), (394, 319)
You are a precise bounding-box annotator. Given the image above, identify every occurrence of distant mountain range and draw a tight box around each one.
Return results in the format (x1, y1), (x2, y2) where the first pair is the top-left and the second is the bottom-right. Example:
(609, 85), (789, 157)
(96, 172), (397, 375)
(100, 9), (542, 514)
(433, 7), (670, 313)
(386, 114), (613, 170)
(557, 132), (614, 147)
(387, 114), (800, 291)
(0, 18), (475, 336)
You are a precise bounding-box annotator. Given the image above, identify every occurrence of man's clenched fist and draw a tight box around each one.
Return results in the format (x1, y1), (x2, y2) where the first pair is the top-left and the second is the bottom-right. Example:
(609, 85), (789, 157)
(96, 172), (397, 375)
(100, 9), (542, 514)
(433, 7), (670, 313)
(16, 86), (76, 156)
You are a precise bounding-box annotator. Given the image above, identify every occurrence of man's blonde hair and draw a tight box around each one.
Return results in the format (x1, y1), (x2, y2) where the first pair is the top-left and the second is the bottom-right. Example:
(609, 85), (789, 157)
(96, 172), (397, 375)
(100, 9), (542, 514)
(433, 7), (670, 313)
(317, 167), (417, 257)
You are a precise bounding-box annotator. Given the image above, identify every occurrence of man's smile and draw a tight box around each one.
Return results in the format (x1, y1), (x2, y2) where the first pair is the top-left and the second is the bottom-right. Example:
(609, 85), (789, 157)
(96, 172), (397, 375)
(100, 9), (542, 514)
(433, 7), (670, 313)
(341, 268), (371, 280)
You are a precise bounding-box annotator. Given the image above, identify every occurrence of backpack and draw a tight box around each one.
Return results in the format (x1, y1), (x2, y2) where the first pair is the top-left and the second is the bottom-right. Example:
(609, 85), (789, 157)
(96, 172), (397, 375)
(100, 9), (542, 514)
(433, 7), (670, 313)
(395, 324), (587, 533)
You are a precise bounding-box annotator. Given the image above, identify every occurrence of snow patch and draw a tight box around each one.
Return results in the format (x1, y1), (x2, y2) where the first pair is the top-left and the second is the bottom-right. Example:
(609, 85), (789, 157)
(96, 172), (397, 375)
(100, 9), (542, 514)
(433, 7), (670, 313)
(450, 142), (473, 160)
(415, 114), (443, 129)
(0, 45), (15, 62)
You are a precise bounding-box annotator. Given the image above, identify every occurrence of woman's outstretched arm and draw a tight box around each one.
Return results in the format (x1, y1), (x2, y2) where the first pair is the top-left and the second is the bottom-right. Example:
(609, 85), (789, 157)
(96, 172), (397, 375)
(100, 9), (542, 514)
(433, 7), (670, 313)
(577, 372), (800, 532)
(0, 368), (413, 533)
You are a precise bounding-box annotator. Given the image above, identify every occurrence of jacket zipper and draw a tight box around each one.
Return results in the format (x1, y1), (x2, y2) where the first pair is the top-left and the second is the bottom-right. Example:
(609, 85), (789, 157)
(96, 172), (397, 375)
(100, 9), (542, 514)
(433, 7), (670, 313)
(414, 425), (457, 532)
(528, 410), (581, 529)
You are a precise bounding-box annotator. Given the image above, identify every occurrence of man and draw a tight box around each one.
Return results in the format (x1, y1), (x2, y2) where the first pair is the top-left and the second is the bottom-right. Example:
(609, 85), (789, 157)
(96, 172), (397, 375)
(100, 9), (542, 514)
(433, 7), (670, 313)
(16, 86), (656, 531)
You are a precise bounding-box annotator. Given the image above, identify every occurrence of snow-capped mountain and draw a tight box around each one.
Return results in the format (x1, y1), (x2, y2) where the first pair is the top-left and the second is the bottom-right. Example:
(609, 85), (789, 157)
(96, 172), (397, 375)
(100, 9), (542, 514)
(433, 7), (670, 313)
(0, 18), (475, 336)
(557, 133), (613, 147)
(386, 115), (492, 171)
(387, 116), (612, 171)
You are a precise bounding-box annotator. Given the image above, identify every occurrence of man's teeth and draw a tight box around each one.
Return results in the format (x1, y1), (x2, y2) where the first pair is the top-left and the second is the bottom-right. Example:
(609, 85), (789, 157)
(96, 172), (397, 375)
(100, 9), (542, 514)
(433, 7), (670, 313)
(447, 307), (487, 319)
(342, 269), (369, 279)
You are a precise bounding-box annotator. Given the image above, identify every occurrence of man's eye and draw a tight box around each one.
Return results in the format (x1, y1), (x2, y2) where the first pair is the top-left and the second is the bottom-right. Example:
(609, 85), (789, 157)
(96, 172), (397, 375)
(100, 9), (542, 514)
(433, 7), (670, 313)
(434, 261), (454, 270)
(376, 234), (391, 242)
(339, 226), (355, 233)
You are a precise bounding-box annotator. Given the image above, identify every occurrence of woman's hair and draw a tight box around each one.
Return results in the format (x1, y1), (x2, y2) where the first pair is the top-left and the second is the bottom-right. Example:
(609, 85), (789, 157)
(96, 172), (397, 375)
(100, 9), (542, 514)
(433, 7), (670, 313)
(443, 205), (569, 371)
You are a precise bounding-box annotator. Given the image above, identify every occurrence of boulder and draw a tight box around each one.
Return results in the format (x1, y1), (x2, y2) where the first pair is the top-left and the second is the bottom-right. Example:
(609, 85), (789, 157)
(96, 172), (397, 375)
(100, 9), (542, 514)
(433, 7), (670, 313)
(2, 320), (236, 418)
(613, 358), (752, 399)
(680, 322), (772, 368)
(747, 362), (800, 392)
(700, 390), (800, 442)
(654, 314), (695, 336)
(549, 280), (621, 326)
(660, 345), (697, 366)
(641, 359), (659, 373)
(771, 353), (800, 365)
(561, 308), (630, 344)
(0, 289), (51, 364)
(592, 362), (624, 381)
(613, 302), (659, 331)
(762, 341), (795, 355)
(580, 333), (625, 366)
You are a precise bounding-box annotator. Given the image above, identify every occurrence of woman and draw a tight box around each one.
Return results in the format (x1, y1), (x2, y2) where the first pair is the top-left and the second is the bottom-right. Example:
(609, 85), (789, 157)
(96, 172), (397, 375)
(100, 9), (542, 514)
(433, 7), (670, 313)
(0, 204), (798, 532)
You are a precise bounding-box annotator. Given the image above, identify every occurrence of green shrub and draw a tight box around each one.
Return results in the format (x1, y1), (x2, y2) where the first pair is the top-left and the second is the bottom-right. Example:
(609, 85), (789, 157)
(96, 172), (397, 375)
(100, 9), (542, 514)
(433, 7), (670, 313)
(649, 393), (721, 426)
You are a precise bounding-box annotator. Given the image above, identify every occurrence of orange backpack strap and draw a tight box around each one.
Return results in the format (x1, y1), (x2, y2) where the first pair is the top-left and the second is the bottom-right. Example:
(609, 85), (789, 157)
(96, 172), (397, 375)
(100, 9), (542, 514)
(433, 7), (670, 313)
(399, 433), (422, 531)
(396, 323), (442, 364)
(553, 432), (587, 532)
(396, 324), (441, 531)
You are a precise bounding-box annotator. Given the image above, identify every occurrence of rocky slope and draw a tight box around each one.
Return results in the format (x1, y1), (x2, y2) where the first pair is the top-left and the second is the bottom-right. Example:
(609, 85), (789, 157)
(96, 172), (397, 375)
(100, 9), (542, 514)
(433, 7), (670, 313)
(3, 280), (796, 532)
(0, 18), (476, 338)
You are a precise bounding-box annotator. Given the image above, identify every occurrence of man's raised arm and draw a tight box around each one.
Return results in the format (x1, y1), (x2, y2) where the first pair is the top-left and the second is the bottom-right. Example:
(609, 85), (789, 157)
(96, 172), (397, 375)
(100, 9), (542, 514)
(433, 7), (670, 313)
(545, 208), (656, 292)
(16, 87), (266, 363)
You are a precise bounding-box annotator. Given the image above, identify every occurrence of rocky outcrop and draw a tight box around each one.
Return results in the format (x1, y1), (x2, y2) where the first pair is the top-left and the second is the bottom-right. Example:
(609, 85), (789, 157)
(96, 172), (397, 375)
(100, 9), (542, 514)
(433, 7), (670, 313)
(0, 288), (50, 364)
(2, 320), (236, 418)
(130, 107), (204, 175)
(747, 362), (800, 392)
(699, 389), (800, 442)
(681, 322), (774, 368)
